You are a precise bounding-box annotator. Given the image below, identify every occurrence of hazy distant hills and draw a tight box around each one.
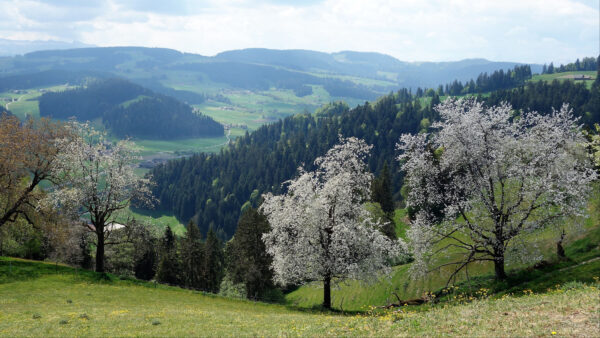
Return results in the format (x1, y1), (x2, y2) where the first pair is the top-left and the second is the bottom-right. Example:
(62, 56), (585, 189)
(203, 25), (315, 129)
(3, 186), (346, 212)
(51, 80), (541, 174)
(0, 46), (542, 101)
(0, 39), (95, 56)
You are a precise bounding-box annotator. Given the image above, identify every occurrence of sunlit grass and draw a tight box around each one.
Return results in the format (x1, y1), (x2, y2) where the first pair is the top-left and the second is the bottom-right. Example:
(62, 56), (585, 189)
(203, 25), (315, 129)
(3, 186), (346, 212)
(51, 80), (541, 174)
(0, 257), (598, 337)
(529, 71), (596, 89)
(113, 207), (187, 236)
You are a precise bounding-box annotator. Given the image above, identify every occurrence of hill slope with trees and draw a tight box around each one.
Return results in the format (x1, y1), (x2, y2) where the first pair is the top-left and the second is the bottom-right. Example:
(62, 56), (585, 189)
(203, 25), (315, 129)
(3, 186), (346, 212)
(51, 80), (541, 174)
(38, 78), (224, 139)
(148, 67), (600, 238)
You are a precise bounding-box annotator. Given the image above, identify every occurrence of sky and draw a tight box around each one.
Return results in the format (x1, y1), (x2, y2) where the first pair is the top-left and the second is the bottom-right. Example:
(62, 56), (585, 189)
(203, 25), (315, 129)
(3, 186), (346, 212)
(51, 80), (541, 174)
(0, 0), (598, 64)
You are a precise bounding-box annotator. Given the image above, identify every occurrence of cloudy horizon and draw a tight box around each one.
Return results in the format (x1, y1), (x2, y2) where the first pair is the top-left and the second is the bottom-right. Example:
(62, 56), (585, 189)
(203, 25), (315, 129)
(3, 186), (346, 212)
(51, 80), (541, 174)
(1, 0), (598, 64)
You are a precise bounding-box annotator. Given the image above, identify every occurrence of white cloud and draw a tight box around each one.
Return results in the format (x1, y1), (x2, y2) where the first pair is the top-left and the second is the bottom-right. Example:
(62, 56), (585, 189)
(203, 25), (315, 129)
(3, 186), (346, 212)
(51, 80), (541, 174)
(0, 0), (597, 63)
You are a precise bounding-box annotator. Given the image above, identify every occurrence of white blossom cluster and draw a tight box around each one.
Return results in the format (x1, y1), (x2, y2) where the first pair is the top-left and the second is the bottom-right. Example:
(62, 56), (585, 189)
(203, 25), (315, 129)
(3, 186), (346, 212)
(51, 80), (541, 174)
(261, 136), (405, 286)
(44, 121), (153, 230)
(398, 99), (596, 278)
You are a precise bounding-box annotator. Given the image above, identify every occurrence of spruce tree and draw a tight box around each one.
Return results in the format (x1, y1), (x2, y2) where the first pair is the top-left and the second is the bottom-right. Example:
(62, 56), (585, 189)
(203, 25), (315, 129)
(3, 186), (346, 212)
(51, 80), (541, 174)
(371, 161), (395, 215)
(156, 226), (180, 285)
(203, 227), (224, 293)
(371, 162), (396, 239)
(181, 220), (205, 289)
(227, 207), (273, 299)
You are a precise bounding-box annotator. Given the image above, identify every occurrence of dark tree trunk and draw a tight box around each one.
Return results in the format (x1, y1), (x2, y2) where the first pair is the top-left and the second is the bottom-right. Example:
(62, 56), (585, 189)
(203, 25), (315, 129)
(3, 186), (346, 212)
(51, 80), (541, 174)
(494, 256), (506, 280)
(557, 242), (566, 258)
(557, 229), (566, 259)
(96, 226), (105, 273)
(323, 275), (331, 309)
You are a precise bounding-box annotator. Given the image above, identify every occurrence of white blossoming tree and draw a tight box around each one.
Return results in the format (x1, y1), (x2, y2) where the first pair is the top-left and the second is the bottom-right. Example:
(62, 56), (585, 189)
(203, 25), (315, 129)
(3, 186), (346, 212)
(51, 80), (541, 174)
(47, 122), (153, 272)
(261, 137), (404, 309)
(398, 99), (596, 282)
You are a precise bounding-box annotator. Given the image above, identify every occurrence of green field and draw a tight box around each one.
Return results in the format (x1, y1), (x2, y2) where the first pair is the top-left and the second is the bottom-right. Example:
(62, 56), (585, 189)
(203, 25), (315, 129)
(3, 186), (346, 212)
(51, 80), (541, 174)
(1, 85), (75, 120)
(113, 207), (187, 236)
(194, 85), (366, 131)
(530, 71), (597, 89)
(0, 257), (598, 336)
(133, 134), (230, 157)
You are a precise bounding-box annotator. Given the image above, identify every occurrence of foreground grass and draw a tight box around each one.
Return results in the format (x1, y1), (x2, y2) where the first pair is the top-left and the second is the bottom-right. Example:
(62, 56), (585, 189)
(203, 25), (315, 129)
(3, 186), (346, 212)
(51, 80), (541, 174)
(0, 257), (598, 336)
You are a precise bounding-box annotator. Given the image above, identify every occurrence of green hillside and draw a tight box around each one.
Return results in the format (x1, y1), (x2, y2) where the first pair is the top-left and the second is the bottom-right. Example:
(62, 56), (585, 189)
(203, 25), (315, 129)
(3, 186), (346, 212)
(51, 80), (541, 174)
(0, 257), (598, 336)
(530, 70), (597, 89)
(286, 190), (600, 311)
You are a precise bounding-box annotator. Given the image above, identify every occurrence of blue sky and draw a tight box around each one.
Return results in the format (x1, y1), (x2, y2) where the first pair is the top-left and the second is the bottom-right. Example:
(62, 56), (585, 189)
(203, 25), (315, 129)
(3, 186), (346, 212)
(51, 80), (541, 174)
(0, 0), (597, 64)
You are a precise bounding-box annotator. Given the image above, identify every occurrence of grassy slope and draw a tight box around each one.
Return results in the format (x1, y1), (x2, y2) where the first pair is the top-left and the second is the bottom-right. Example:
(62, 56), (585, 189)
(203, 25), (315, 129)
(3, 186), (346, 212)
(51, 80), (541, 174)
(0, 257), (598, 337)
(529, 71), (597, 89)
(112, 207), (187, 236)
(286, 192), (600, 311)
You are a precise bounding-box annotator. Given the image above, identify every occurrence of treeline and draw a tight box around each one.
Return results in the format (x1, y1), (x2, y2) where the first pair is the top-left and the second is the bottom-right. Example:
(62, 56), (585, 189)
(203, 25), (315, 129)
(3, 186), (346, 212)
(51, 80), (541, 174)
(542, 56), (598, 74)
(39, 78), (223, 139)
(103, 96), (222, 139)
(0, 69), (109, 92)
(487, 78), (600, 125)
(410, 65), (532, 97)
(93, 209), (279, 301)
(149, 69), (600, 239)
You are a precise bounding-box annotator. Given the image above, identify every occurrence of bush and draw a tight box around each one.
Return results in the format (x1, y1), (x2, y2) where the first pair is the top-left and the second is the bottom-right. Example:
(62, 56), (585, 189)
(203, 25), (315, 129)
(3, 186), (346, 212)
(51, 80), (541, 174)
(218, 275), (247, 299)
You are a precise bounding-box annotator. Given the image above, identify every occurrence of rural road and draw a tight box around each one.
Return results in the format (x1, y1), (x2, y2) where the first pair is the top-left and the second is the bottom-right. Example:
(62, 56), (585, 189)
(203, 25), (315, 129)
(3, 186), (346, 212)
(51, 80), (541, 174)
(200, 128), (231, 150)
(5, 94), (25, 111)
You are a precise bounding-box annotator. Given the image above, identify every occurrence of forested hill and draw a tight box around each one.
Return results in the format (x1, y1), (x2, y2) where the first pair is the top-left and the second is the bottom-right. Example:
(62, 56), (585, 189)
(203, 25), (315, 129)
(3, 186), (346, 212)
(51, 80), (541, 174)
(38, 78), (223, 139)
(149, 72), (600, 238)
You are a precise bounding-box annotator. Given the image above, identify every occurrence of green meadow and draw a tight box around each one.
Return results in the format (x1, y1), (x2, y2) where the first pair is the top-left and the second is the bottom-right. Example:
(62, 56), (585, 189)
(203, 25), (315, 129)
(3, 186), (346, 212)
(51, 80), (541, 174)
(529, 71), (597, 89)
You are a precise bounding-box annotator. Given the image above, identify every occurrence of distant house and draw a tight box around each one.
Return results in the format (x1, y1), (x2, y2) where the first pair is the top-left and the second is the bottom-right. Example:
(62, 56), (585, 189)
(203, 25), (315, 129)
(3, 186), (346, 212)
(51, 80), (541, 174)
(573, 75), (593, 81)
(86, 222), (126, 232)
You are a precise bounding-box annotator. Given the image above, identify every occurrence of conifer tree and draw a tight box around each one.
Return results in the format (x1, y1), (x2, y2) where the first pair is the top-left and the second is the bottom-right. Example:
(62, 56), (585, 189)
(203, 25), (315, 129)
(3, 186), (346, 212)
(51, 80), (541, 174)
(371, 161), (395, 215)
(156, 226), (180, 285)
(227, 207), (273, 299)
(203, 227), (224, 293)
(181, 220), (205, 289)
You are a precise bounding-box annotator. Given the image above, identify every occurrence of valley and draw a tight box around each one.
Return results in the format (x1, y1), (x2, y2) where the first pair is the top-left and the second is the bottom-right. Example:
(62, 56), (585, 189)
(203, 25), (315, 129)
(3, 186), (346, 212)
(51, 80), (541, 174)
(0, 42), (598, 336)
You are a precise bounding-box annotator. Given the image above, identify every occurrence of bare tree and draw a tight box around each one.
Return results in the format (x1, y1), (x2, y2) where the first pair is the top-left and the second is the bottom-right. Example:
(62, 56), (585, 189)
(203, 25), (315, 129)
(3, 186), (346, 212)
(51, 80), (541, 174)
(398, 99), (596, 282)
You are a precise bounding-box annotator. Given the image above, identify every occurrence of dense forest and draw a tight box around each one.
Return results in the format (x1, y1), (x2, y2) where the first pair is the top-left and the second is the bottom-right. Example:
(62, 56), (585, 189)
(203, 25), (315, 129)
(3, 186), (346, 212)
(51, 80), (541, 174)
(149, 68), (600, 238)
(38, 78), (223, 139)
(404, 64), (533, 97)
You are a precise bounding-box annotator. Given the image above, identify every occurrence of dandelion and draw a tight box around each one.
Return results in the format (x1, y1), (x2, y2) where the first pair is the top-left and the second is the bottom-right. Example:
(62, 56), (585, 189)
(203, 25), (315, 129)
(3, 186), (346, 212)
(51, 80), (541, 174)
(552, 331), (557, 335)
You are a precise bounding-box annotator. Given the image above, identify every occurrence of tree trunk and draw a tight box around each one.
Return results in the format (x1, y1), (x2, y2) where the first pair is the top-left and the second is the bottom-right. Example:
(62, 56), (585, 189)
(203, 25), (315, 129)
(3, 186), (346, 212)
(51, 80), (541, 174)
(96, 227), (105, 273)
(323, 275), (331, 309)
(557, 229), (566, 259)
(494, 256), (506, 280)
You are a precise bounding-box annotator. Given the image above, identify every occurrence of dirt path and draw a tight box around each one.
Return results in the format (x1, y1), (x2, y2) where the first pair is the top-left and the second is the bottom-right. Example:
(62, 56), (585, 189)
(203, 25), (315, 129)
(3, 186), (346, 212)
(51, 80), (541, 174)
(557, 256), (600, 273)
(5, 94), (25, 111)
(200, 128), (231, 150)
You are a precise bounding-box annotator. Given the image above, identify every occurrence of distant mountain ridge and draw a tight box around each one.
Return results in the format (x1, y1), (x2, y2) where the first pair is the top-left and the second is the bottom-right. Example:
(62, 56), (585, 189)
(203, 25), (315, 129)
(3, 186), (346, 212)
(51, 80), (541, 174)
(0, 39), (95, 56)
(0, 46), (542, 97)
